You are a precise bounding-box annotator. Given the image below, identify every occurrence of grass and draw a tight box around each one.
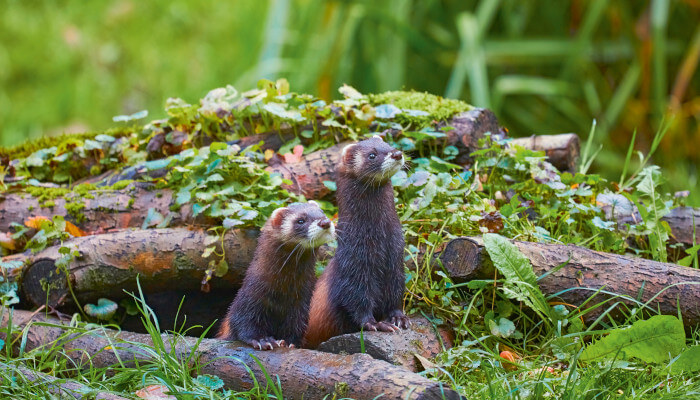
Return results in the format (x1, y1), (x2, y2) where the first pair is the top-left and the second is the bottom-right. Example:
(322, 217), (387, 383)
(1, 1), (698, 204)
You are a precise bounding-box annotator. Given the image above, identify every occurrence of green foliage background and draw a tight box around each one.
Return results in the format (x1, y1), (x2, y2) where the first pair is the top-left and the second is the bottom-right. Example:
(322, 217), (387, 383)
(0, 0), (698, 203)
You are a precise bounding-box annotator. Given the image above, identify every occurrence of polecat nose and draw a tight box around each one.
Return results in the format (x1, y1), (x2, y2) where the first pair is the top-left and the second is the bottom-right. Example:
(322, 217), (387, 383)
(318, 219), (331, 229)
(390, 151), (403, 160)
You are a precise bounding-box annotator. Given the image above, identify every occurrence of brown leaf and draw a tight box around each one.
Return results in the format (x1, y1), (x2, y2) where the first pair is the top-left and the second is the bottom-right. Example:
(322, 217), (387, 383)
(135, 384), (176, 400)
(65, 221), (87, 237)
(0, 232), (16, 251)
(478, 211), (504, 233)
(282, 145), (304, 163)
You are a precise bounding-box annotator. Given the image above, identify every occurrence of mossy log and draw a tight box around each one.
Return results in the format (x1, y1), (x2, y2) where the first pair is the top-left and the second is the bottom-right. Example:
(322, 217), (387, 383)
(438, 236), (700, 327)
(0, 183), (191, 234)
(1, 309), (460, 400)
(317, 315), (454, 372)
(0, 361), (129, 400)
(17, 228), (259, 308)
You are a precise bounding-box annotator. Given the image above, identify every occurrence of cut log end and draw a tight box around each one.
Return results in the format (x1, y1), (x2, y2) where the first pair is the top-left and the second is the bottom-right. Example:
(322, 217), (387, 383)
(437, 237), (484, 281)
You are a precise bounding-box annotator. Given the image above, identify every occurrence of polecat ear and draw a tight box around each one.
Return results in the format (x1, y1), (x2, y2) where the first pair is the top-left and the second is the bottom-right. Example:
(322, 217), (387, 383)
(307, 200), (320, 208)
(372, 134), (383, 141)
(341, 143), (357, 165)
(268, 207), (288, 228)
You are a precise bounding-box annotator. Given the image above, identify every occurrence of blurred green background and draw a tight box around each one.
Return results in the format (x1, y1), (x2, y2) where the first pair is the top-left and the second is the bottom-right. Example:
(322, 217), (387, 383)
(0, 0), (698, 203)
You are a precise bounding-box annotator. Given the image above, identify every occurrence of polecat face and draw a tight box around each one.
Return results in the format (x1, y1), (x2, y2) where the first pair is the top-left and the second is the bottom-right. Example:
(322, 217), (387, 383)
(340, 135), (404, 184)
(266, 202), (335, 249)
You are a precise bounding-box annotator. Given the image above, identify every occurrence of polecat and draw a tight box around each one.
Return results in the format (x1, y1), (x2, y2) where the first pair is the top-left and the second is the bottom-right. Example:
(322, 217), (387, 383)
(304, 135), (409, 348)
(217, 202), (335, 350)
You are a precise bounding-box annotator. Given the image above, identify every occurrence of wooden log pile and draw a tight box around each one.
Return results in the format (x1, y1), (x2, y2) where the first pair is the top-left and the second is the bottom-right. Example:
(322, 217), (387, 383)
(1, 309), (460, 399)
(2, 106), (699, 397)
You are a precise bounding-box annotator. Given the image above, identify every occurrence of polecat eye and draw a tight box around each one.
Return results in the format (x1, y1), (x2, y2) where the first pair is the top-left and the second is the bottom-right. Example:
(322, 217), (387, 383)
(368, 153), (376, 160)
(296, 218), (305, 225)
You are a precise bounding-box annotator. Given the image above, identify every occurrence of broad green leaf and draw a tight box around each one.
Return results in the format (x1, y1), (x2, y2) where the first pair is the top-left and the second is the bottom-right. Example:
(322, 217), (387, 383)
(196, 374), (224, 390)
(489, 317), (516, 338)
(670, 346), (700, 373)
(580, 315), (685, 363)
(483, 233), (553, 323)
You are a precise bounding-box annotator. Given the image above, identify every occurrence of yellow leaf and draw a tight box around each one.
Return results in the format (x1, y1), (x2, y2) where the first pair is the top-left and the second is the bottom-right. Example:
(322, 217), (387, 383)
(24, 215), (50, 229)
(65, 221), (87, 237)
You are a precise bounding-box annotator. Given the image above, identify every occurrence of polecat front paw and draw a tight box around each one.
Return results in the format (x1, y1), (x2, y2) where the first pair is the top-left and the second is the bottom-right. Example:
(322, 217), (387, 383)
(246, 337), (288, 350)
(388, 311), (411, 329)
(362, 319), (399, 333)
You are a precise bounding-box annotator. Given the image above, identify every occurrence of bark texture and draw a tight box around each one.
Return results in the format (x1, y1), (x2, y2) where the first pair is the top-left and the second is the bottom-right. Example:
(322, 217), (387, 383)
(0, 184), (191, 234)
(1, 309), (460, 400)
(19, 228), (259, 308)
(317, 316), (454, 372)
(0, 362), (128, 400)
(439, 236), (700, 326)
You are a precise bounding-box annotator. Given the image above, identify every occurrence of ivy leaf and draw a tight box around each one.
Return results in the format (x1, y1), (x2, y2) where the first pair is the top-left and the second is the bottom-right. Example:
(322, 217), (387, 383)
(580, 315), (685, 363)
(113, 109), (148, 122)
(84, 298), (118, 320)
(95, 134), (116, 142)
(489, 317), (516, 338)
(195, 374), (224, 390)
(338, 84), (363, 100)
(223, 218), (243, 229)
(375, 104), (402, 119)
(176, 188), (192, 205)
(322, 181), (337, 191)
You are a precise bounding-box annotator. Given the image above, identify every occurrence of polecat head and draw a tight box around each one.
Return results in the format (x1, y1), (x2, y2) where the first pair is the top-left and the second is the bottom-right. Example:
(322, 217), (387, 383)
(264, 201), (335, 249)
(339, 135), (405, 184)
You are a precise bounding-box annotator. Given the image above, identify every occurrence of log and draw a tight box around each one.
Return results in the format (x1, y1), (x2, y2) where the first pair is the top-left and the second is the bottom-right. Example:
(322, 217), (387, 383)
(438, 236), (700, 327)
(1, 309), (460, 400)
(0, 362), (129, 400)
(317, 315), (454, 372)
(0, 183), (191, 234)
(17, 228), (259, 308)
(509, 133), (580, 173)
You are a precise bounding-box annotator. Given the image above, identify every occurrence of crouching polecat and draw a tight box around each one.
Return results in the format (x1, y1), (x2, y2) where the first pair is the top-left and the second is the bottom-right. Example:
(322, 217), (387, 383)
(304, 135), (409, 348)
(218, 202), (335, 350)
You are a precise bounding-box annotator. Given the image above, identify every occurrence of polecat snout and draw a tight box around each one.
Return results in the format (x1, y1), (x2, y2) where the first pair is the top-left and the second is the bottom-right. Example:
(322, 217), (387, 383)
(218, 201), (334, 350)
(304, 135), (409, 348)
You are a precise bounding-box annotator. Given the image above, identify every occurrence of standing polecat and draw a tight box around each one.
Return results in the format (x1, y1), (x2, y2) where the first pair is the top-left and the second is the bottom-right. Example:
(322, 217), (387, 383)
(218, 202), (335, 350)
(304, 135), (409, 348)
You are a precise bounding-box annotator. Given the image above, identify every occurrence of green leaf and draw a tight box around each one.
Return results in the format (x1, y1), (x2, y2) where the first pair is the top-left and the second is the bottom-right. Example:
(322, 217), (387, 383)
(483, 233), (553, 323)
(489, 317), (516, 338)
(84, 298), (118, 320)
(322, 181), (337, 191)
(670, 346), (700, 373)
(176, 188), (192, 205)
(580, 315), (685, 363)
(196, 374), (224, 390)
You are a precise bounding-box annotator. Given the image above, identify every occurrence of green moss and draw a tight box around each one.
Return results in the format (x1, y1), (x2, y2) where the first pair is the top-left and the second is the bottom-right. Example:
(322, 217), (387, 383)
(333, 382), (349, 397)
(26, 186), (70, 204)
(0, 127), (136, 160)
(108, 180), (134, 191)
(127, 198), (135, 209)
(368, 90), (472, 125)
(65, 202), (86, 223)
(43, 200), (55, 208)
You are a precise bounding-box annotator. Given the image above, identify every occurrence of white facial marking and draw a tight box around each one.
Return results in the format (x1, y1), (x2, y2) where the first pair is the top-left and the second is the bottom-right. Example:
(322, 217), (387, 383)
(341, 143), (356, 161)
(302, 220), (335, 248)
(353, 151), (364, 172)
(280, 213), (295, 239)
(308, 200), (320, 208)
(372, 134), (383, 141)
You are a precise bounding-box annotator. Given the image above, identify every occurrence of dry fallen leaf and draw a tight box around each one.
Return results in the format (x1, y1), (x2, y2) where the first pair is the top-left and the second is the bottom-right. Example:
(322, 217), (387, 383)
(135, 384), (176, 400)
(24, 215), (50, 229)
(282, 144), (304, 163)
(64, 221), (87, 237)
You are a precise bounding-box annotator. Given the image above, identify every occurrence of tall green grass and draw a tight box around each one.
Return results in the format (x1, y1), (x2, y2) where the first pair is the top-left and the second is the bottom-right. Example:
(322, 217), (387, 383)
(1, 0), (698, 203)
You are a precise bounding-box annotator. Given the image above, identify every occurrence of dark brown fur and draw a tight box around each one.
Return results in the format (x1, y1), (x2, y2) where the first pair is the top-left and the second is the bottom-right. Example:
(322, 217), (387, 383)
(217, 202), (333, 350)
(305, 136), (409, 348)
